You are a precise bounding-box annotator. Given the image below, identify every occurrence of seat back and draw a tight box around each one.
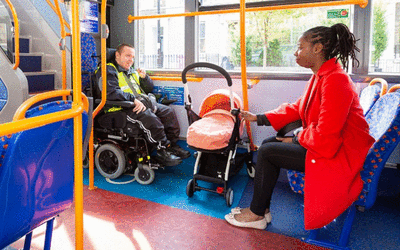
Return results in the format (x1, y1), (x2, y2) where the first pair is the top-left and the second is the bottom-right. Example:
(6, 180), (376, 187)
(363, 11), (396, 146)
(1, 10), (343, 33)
(0, 101), (88, 249)
(81, 32), (98, 90)
(356, 89), (400, 209)
(359, 78), (388, 116)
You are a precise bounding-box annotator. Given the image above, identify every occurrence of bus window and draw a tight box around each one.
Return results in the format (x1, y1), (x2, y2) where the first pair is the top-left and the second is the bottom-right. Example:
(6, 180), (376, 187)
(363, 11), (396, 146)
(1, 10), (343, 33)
(136, 0), (185, 70)
(369, 0), (400, 74)
(198, 5), (352, 73)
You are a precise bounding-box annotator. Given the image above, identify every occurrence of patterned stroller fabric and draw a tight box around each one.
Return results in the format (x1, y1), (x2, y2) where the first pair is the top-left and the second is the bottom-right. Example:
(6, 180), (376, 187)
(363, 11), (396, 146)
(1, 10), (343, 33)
(187, 89), (243, 150)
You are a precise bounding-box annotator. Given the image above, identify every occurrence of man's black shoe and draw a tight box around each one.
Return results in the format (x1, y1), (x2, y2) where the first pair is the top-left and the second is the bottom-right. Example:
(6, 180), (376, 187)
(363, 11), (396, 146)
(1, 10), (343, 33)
(154, 148), (182, 166)
(168, 143), (191, 159)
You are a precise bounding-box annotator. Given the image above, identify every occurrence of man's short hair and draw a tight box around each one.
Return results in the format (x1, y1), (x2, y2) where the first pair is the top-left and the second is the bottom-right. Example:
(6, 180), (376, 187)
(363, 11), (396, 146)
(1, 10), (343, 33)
(116, 43), (134, 54)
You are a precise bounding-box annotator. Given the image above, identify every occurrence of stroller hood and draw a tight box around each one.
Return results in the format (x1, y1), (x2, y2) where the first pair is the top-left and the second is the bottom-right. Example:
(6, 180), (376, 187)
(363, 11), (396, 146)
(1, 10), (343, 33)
(199, 89), (243, 118)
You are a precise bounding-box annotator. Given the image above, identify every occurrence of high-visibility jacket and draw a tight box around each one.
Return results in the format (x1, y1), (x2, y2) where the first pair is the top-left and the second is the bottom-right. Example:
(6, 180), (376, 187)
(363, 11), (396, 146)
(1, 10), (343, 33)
(105, 63), (143, 112)
(107, 63), (142, 96)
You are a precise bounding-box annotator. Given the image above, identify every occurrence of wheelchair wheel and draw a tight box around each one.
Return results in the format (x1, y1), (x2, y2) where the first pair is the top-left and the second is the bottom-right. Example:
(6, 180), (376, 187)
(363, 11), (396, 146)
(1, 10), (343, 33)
(134, 164), (155, 185)
(95, 143), (126, 179)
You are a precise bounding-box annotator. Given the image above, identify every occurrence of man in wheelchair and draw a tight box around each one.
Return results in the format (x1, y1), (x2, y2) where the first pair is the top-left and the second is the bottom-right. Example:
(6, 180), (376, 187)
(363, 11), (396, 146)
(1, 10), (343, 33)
(95, 43), (190, 166)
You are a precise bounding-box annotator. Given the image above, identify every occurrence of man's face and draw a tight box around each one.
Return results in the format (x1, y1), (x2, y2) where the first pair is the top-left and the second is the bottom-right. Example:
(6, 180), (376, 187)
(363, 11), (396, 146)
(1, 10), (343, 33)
(115, 46), (135, 70)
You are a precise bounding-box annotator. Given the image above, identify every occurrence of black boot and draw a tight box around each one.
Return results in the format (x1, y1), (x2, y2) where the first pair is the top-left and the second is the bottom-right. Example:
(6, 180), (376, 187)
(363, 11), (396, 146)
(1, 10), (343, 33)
(154, 148), (182, 166)
(168, 143), (191, 159)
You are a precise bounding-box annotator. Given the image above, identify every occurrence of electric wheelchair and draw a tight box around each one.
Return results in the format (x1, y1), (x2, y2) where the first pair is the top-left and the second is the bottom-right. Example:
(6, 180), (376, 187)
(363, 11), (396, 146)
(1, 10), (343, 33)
(85, 48), (165, 185)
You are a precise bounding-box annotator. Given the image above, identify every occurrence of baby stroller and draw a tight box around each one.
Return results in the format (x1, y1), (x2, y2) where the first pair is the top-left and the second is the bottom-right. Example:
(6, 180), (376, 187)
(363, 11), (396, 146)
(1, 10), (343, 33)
(182, 62), (254, 206)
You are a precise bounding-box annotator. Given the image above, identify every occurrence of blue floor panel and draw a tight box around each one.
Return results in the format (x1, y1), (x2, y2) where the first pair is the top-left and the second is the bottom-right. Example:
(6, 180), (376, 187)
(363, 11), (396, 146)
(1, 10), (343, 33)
(238, 167), (400, 250)
(84, 139), (400, 249)
(84, 141), (250, 220)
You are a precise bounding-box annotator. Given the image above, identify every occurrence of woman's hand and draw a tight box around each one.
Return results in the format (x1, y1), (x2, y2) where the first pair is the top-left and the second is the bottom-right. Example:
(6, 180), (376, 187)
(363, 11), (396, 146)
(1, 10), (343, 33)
(241, 111), (257, 122)
(276, 137), (293, 143)
(133, 98), (146, 113)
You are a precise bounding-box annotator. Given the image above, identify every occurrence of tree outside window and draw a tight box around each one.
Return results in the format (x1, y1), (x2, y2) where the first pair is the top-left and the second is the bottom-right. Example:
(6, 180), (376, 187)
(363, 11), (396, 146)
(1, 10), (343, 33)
(372, 3), (388, 72)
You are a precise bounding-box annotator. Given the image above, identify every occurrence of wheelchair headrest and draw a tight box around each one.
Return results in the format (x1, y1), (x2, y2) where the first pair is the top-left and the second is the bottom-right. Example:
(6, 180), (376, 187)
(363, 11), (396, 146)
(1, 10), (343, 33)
(107, 48), (117, 62)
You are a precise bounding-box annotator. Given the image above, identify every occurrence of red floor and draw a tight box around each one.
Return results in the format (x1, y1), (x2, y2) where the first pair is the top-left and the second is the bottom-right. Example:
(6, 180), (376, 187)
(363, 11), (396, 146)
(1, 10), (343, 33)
(10, 187), (327, 250)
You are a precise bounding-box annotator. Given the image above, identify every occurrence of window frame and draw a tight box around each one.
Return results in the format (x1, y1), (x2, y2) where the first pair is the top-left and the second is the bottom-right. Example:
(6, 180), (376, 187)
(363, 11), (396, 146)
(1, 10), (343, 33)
(133, 0), (400, 83)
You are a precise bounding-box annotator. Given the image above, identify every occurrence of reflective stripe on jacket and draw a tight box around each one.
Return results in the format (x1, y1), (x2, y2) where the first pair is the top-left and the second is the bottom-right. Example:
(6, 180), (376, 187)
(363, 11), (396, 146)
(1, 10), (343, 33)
(107, 63), (142, 95)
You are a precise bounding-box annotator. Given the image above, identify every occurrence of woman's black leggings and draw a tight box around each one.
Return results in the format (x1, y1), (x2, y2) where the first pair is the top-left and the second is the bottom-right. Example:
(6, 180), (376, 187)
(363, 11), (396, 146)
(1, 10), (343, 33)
(250, 136), (307, 216)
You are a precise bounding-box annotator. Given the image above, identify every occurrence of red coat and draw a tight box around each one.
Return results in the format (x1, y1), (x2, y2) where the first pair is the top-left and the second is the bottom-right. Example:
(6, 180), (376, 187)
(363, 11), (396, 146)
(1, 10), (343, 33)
(265, 58), (375, 230)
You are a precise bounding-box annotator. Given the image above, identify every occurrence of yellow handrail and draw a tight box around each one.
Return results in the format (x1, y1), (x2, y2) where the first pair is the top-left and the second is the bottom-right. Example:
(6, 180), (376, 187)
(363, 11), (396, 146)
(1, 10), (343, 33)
(388, 84), (400, 93)
(0, 104), (83, 137)
(128, 0), (368, 22)
(45, 0), (71, 31)
(0, 89), (84, 137)
(4, 0), (19, 70)
(128, 0), (368, 151)
(54, 0), (67, 95)
(88, 0), (108, 192)
(13, 90), (88, 120)
(369, 78), (388, 96)
(151, 76), (204, 82)
(239, 0), (255, 150)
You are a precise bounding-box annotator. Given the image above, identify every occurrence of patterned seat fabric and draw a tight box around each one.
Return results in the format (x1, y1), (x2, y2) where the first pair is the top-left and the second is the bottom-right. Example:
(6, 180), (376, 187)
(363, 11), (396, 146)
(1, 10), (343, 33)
(81, 32), (98, 90)
(359, 84), (381, 116)
(357, 92), (400, 209)
(0, 134), (11, 178)
(287, 170), (305, 194)
(287, 92), (400, 209)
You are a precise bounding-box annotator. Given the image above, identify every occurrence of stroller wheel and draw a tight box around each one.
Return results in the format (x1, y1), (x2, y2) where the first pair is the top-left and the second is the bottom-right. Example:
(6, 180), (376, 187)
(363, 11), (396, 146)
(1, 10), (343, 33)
(225, 188), (234, 207)
(134, 164), (155, 185)
(95, 143), (126, 179)
(186, 179), (195, 197)
(247, 163), (256, 178)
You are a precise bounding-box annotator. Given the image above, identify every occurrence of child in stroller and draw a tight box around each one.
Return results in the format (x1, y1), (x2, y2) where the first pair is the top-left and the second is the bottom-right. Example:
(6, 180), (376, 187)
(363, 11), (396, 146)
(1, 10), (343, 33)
(182, 62), (255, 206)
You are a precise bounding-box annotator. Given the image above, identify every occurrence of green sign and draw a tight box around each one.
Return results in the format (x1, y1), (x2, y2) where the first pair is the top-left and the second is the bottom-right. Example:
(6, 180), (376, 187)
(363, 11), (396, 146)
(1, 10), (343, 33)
(327, 9), (349, 19)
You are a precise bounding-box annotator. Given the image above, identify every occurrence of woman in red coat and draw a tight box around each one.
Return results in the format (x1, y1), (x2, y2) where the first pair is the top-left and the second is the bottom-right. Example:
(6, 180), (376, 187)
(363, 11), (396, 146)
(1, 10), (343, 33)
(225, 23), (375, 230)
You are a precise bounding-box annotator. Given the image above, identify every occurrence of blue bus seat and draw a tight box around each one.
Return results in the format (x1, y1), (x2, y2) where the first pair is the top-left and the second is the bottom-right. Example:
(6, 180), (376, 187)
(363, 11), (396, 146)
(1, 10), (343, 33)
(359, 78), (388, 116)
(286, 90), (400, 249)
(0, 100), (88, 249)
(81, 32), (98, 90)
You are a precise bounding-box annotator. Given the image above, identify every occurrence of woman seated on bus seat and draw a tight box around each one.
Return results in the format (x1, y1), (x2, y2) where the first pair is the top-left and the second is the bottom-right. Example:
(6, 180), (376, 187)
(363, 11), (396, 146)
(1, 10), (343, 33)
(225, 23), (375, 230)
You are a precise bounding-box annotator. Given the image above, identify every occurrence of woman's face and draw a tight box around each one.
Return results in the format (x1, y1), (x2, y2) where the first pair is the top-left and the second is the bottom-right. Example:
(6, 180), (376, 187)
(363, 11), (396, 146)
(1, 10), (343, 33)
(294, 36), (316, 69)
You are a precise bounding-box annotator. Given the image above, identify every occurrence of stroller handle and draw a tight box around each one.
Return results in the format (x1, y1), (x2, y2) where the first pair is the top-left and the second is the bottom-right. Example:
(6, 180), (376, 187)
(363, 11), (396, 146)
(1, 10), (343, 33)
(181, 62), (232, 87)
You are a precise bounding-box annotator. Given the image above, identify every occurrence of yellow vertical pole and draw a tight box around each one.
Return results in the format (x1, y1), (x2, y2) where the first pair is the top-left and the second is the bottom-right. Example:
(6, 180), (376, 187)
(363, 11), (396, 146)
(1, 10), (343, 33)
(240, 0), (255, 150)
(71, 0), (84, 249)
(88, 128), (95, 190)
(89, 0), (107, 190)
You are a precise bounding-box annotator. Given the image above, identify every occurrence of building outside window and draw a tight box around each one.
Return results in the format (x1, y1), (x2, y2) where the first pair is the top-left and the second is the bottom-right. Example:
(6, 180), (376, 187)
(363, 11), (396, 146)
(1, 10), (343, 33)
(137, 0), (184, 70)
(369, 0), (400, 73)
(135, 0), (400, 74)
(199, 5), (351, 72)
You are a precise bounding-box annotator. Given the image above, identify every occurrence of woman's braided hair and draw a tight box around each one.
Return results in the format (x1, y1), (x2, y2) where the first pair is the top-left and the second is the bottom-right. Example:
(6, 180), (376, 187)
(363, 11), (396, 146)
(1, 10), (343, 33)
(303, 23), (360, 71)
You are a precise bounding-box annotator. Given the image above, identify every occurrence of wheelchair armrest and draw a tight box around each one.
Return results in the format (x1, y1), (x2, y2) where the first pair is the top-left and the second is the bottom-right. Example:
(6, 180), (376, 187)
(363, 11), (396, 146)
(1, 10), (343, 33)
(94, 99), (135, 108)
(276, 119), (302, 137)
